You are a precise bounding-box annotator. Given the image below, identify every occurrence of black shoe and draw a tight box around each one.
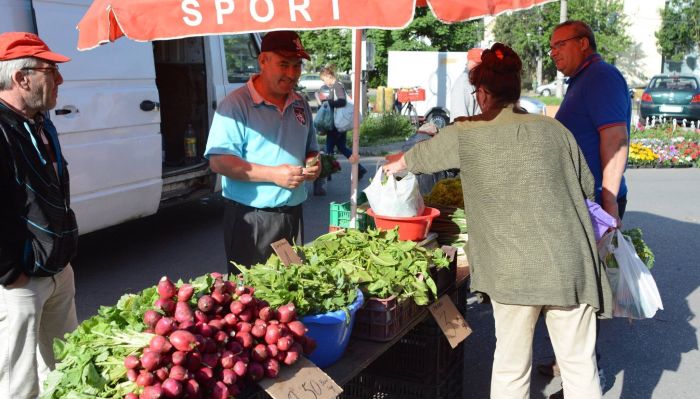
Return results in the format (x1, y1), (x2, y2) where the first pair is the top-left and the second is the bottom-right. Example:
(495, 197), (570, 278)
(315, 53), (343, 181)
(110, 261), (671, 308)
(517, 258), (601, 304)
(549, 388), (564, 399)
(537, 359), (561, 377)
(358, 166), (367, 180)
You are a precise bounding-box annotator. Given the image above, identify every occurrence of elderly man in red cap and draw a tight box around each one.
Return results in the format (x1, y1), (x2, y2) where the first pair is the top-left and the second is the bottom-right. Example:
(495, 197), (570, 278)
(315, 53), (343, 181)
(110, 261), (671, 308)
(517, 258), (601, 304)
(0, 32), (78, 398)
(450, 47), (484, 121)
(205, 31), (321, 270)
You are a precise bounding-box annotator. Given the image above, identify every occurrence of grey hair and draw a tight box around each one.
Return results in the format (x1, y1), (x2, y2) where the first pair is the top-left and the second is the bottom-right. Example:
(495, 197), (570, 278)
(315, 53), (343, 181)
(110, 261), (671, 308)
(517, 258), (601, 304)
(0, 57), (40, 90)
(554, 20), (597, 52)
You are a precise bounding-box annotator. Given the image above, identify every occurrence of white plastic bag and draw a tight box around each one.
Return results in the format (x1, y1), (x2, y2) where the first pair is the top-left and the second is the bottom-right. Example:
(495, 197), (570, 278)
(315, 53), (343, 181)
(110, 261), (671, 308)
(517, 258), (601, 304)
(604, 229), (663, 319)
(363, 167), (425, 217)
(333, 100), (360, 132)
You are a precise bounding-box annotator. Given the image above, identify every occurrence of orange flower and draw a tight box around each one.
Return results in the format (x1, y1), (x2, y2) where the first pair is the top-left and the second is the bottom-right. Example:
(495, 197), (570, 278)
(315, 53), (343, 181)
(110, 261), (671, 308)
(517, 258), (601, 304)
(495, 49), (504, 60)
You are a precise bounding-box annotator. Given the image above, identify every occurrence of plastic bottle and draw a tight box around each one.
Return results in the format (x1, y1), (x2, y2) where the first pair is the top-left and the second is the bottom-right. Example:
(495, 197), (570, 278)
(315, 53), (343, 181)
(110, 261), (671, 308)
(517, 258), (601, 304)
(183, 124), (197, 165)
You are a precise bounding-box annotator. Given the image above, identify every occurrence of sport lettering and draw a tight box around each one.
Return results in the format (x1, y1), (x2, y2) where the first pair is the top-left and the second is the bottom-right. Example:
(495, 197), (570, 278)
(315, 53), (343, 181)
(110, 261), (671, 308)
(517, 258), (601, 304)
(179, 0), (342, 26)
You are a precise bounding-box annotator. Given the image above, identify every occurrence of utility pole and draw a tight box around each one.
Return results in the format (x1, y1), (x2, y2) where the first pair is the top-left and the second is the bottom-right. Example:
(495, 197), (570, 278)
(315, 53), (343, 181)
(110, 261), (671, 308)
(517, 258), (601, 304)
(556, 0), (567, 98)
(536, 25), (543, 92)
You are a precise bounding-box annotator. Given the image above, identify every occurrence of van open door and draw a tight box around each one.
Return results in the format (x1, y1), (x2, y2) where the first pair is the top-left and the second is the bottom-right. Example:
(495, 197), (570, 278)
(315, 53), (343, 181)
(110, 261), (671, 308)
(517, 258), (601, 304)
(33, 0), (163, 234)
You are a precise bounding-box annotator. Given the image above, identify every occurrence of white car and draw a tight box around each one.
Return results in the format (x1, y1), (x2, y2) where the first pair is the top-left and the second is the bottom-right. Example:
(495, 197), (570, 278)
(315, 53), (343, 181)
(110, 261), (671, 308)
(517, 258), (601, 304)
(520, 96), (547, 115)
(536, 81), (567, 96)
(297, 73), (325, 92)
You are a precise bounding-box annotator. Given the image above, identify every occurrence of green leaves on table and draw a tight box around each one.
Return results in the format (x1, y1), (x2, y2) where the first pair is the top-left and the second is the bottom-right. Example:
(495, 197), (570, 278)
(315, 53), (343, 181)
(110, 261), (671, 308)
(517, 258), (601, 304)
(234, 255), (358, 318)
(305, 228), (449, 305)
(41, 288), (158, 399)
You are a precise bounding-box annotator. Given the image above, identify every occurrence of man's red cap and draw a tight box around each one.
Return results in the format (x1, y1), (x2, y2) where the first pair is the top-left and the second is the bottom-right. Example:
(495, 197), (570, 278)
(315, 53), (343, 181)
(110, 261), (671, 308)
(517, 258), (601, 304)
(261, 31), (310, 60)
(0, 32), (70, 63)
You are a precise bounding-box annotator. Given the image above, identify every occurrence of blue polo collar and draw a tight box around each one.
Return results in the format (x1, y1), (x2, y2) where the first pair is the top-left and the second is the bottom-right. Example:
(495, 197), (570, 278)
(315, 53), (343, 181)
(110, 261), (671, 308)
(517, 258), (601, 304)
(566, 53), (602, 83)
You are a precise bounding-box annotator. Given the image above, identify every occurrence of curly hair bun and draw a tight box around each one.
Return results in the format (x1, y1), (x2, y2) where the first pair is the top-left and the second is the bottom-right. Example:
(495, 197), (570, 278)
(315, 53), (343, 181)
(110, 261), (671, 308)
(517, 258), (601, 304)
(480, 43), (522, 74)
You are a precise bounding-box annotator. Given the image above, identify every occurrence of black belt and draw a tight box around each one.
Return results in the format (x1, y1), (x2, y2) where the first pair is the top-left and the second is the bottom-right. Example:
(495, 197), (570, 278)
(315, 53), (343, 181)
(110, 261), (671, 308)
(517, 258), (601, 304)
(226, 198), (300, 214)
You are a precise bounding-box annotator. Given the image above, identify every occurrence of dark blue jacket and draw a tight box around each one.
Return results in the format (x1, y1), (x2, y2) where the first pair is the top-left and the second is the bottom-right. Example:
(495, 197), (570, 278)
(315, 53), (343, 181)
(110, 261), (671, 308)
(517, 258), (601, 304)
(0, 102), (78, 285)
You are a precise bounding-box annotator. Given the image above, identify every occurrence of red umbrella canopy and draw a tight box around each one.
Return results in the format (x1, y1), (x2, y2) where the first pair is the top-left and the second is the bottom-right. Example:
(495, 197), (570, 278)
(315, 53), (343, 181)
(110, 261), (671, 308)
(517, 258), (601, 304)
(77, 0), (556, 50)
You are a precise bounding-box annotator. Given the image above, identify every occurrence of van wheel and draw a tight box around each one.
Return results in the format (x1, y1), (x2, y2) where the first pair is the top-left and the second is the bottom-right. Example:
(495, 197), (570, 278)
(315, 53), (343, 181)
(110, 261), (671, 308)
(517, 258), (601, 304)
(427, 112), (449, 128)
(541, 89), (551, 96)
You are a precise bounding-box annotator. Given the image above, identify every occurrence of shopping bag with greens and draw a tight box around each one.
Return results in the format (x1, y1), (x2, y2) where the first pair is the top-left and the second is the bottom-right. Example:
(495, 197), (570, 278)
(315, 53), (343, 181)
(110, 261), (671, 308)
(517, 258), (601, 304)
(600, 229), (662, 319)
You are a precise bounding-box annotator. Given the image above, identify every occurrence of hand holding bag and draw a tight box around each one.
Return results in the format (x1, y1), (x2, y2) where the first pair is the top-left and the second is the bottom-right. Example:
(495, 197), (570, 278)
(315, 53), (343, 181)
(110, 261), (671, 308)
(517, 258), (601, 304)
(363, 167), (425, 217)
(313, 102), (335, 133)
(604, 229), (663, 319)
(586, 199), (617, 241)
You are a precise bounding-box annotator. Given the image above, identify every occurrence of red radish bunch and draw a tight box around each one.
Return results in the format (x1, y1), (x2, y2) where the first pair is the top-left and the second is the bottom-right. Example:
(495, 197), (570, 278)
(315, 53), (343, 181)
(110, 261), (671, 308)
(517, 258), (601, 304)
(124, 274), (316, 399)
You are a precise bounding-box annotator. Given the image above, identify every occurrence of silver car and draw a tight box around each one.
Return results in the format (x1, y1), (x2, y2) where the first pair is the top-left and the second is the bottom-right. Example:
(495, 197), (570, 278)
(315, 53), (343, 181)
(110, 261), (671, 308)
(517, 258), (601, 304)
(520, 96), (547, 115)
(536, 81), (567, 96)
(297, 73), (324, 92)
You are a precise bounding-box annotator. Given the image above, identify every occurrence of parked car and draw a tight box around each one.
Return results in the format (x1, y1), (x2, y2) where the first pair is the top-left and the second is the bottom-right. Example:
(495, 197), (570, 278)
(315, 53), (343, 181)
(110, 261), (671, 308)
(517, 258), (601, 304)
(298, 73), (325, 92)
(520, 96), (547, 116)
(298, 73), (352, 94)
(536, 81), (567, 96)
(639, 74), (700, 123)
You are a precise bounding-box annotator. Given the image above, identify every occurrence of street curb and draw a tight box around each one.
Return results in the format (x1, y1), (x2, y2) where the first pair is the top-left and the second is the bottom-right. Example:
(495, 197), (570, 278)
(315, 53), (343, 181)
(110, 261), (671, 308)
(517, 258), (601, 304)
(358, 142), (406, 156)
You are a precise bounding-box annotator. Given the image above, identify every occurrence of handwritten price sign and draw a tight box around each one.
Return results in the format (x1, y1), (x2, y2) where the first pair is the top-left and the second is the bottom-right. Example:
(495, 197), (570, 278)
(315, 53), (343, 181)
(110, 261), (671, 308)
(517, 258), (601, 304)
(260, 356), (342, 399)
(428, 294), (472, 348)
(271, 239), (303, 266)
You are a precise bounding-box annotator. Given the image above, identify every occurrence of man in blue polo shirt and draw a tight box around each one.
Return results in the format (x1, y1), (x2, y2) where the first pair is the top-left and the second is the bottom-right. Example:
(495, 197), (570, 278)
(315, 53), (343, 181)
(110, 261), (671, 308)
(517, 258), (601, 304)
(542, 20), (631, 399)
(205, 31), (320, 270)
(552, 20), (630, 223)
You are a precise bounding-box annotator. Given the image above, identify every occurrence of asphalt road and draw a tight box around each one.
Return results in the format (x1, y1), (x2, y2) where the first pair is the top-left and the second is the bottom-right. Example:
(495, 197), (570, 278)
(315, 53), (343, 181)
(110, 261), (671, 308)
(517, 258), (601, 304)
(72, 164), (700, 399)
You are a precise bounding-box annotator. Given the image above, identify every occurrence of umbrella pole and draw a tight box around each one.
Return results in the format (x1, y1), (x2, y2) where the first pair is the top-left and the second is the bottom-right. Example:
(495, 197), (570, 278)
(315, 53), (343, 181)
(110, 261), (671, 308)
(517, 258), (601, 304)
(349, 28), (362, 226)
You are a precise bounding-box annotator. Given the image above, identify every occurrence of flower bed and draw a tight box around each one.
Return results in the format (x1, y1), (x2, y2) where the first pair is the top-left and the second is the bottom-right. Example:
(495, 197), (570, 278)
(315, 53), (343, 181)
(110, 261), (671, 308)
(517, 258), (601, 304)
(629, 125), (700, 168)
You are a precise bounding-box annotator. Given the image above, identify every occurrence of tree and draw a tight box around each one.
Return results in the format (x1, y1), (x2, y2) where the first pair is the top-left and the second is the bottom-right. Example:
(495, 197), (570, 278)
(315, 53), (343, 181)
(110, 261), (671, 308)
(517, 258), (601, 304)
(297, 8), (482, 86)
(656, 0), (700, 62)
(298, 30), (352, 72)
(493, 0), (631, 88)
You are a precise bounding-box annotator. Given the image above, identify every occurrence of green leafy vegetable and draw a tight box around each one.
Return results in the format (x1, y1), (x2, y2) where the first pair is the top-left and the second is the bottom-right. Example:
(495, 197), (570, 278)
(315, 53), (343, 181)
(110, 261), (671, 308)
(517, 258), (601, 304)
(41, 288), (158, 399)
(605, 228), (655, 270)
(305, 228), (450, 305)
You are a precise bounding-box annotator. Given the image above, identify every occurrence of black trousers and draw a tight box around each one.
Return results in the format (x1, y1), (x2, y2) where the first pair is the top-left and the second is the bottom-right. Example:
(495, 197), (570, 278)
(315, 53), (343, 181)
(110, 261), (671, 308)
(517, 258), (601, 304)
(223, 200), (303, 273)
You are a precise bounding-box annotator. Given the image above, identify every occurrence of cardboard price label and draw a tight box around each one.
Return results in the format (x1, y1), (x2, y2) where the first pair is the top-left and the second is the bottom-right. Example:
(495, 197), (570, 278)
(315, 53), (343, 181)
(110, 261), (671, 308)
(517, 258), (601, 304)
(428, 294), (472, 348)
(271, 239), (303, 266)
(259, 356), (342, 399)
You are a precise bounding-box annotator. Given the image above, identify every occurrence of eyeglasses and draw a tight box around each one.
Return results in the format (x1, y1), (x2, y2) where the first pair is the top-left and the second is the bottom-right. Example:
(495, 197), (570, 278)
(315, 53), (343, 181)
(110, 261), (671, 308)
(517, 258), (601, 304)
(22, 65), (60, 75)
(549, 36), (581, 53)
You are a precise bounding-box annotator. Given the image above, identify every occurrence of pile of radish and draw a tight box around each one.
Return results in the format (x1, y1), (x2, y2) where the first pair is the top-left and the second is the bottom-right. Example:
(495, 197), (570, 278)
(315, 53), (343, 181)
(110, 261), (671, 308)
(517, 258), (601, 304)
(123, 273), (316, 399)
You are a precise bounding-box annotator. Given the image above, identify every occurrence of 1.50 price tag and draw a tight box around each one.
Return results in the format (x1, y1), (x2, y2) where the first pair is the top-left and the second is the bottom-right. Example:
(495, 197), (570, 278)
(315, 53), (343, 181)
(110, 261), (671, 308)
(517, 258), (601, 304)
(260, 356), (342, 399)
(428, 294), (472, 348)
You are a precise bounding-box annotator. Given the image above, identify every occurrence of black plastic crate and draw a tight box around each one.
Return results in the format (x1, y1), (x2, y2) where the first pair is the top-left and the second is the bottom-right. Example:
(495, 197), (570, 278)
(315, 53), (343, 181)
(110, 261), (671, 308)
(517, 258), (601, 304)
(339, 358), (463, 399)
(353, 295), (421, 342)
(364, 315), (464, 385)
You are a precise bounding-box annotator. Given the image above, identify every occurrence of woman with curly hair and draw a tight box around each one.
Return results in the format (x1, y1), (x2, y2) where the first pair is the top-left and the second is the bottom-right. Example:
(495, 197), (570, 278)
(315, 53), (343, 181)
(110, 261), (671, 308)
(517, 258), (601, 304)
(383, 43), (610, 399)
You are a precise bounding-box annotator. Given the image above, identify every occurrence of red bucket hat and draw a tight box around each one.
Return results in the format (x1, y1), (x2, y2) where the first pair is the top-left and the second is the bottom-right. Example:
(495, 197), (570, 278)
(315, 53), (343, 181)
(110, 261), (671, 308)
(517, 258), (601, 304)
(261, 31), (310, 60)
(0, 32), (70, 63)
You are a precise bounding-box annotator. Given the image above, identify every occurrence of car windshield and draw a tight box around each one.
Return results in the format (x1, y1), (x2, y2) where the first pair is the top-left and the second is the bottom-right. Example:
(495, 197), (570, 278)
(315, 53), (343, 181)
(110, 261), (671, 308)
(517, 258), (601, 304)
(650, 77), (698, 91)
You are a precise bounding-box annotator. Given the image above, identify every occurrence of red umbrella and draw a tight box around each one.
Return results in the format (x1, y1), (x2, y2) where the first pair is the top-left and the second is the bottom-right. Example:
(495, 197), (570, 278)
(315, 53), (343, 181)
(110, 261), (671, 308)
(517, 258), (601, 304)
(76, 0), (555, 222)
(77, 0), (554, 50)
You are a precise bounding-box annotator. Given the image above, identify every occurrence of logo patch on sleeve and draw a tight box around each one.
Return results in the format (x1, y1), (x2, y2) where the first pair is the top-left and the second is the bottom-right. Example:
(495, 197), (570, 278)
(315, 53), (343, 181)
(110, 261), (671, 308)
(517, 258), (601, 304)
(293, 106), (307, 126)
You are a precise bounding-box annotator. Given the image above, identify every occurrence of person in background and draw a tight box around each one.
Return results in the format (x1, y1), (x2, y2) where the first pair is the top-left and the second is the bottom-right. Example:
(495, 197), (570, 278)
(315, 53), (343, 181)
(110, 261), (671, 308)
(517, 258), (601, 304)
(0, 32), (79, 399)
(540, 20), (631, 398)
(312, 65), (367, 196)
(383, 43), (610, 399)
(205, 31), (321, 270)
(450, 47), (484, 121)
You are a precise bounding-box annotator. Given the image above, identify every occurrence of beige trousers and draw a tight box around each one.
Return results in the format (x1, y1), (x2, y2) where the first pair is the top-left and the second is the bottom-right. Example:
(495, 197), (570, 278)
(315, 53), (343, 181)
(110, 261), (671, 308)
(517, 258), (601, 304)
(490, 300), (601, 399)
(0, 265), (78, 399)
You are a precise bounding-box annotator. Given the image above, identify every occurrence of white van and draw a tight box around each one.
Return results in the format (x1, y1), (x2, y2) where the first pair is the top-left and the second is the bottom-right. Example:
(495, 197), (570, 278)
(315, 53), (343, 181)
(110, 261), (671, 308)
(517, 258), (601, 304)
(1, 0), (262, 234)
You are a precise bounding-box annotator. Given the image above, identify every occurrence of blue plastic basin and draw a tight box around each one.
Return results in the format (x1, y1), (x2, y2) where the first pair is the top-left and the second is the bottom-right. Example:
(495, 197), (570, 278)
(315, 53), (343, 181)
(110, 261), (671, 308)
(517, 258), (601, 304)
(301, 289), (364, 368)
